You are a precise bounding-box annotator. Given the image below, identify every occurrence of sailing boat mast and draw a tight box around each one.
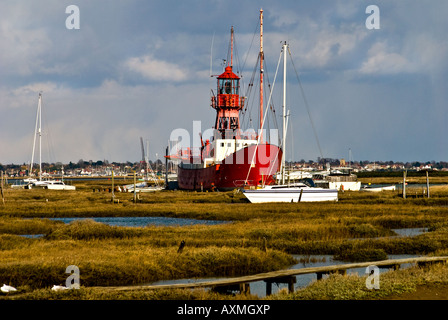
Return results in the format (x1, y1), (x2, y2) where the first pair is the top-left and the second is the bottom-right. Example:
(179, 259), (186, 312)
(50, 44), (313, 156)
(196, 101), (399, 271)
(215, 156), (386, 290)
(39, 94), (42, 181)
(259, 8), (264, 142)
(281, 42), (288, 184)
(30, 93), (43, 181)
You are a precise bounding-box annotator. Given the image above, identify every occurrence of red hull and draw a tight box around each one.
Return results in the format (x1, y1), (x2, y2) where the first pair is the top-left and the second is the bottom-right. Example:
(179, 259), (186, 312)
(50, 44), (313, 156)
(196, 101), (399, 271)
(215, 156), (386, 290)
(177, 143), (281, 190)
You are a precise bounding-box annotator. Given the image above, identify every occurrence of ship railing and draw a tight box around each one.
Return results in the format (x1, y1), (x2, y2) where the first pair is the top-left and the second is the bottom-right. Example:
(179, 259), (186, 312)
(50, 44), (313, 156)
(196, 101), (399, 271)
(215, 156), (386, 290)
(234, 180), (256, 188)
(213, 129), (257, 141)
(326, 175), (358, 182)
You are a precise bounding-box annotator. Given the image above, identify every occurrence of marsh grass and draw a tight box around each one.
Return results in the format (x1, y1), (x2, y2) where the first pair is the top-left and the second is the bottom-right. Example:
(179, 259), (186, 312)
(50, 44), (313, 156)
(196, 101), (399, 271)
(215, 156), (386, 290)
(269, 259), (448, 300)
(333, 248), (388, 262)
(359, 176), (448, 186)
(0, 231), (296, 289)
(1, 181), (448, 299)
(2, 286), (259, 300)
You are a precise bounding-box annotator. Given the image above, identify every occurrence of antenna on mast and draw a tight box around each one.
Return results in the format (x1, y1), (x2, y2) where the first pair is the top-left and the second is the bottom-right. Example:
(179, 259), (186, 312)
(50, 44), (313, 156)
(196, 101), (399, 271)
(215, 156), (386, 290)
(210, 32), (215, 77)
(230, 26), (234, 67)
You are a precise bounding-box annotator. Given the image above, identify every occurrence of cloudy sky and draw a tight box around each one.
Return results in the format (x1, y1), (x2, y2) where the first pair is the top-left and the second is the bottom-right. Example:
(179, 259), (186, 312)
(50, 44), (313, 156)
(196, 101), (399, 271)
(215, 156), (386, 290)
(1, 0), (447, 165)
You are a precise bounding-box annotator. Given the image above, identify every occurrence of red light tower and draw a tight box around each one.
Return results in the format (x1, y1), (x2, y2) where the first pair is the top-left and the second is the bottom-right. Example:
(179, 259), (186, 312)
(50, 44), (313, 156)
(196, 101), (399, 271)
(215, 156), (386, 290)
(211, 27), (245, 138)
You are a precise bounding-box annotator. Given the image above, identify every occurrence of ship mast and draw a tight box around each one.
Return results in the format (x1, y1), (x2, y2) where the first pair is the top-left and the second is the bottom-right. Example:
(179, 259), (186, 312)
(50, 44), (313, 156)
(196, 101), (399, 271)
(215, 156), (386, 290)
(259, 9), (264, 142)
(230, 26), (234, 67)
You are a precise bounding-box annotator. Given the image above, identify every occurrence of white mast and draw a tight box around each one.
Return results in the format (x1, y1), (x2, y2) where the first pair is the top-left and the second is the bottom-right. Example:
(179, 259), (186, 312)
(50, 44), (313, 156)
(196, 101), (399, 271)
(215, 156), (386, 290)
(39, 93), (42, 181)
(30, 93), (43, 181)
(281, 42), (288, 185)
(259, 8), (264, 142)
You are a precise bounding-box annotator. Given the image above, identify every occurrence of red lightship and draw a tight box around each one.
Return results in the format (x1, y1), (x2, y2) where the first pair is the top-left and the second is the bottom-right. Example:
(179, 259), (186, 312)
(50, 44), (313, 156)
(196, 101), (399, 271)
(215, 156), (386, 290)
(169, 10), (281, 191)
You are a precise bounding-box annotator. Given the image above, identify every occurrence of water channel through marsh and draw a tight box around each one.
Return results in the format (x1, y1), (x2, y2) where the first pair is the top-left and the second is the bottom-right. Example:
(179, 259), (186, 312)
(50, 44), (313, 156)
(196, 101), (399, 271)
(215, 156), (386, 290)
(19, 217), (428, 297)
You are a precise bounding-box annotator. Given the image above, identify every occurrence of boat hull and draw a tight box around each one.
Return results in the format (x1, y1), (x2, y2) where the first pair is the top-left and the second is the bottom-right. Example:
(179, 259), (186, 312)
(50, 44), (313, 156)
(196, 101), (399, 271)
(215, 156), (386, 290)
(242, 187), (338, 203)
(126, 186), (164, 193)
(177, 143), (281, 191)
(362, 185), (396, 192)
(46, 185), (76, 190)
(328, 181), (361, 191)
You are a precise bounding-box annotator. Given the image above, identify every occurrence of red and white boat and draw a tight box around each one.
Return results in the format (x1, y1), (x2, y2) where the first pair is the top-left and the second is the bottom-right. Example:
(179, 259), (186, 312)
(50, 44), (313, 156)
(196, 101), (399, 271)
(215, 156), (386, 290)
(168, 10), (281, 191)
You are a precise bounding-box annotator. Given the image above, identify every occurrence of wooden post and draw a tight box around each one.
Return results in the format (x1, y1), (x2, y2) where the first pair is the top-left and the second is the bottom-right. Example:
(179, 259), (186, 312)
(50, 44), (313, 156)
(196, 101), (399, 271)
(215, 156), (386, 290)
(133, 170), (137, 203)
(337, 269), (347, 276)
(262, 236), (267, 252)
(239, 283), (250, 295)
(403, 169), (407, 199)
(1, 171), (5, 205)
(287, 277), (296, 293)
(165, 146), (169, 189)
(265, 276), (296, 295)
(111, 170), (115, 202)
(298, 189), (303, 202)
(426, 170), (430, 198)
(265, 281), (272, 296)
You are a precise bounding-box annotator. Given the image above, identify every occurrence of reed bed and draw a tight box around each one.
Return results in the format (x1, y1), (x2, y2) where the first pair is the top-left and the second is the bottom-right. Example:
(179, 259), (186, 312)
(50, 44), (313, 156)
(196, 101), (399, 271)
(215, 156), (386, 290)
(0, 232), (295, 289)
(1, 181), (448, 299)
(269, 255), (448, 300)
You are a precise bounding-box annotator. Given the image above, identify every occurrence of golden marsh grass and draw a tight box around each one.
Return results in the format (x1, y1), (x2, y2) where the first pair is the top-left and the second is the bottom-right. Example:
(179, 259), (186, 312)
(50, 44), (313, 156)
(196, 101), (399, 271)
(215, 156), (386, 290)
(1, 179), (448, 299)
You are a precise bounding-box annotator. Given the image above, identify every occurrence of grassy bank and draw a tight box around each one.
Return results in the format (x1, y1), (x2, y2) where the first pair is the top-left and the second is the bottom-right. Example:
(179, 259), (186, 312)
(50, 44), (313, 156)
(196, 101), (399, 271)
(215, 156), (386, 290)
(0, 235), (295, 289)
(269, 255), (448, 300)
(1, 181), (448, 299)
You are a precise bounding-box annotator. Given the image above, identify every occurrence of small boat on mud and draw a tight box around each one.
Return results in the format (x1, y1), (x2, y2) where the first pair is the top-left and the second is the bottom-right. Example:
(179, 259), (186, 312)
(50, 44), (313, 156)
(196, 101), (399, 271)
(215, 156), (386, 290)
(123, 182), (164, 193)
(362, 185), (396, 192)
(242, 183), (338, 203)
(44, 180), (76, 190)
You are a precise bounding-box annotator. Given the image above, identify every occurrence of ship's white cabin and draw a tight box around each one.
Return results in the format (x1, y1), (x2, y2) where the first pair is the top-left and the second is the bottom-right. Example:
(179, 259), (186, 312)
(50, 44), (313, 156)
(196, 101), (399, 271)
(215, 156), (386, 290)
(204, 138), (258, 168)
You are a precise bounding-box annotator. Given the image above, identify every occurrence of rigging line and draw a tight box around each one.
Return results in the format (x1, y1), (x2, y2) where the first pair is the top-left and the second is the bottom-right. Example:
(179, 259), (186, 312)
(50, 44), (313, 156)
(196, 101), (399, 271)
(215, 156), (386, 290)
(261, 58), (274, 132)
(241, 53), (260, 129)
(233, 32), (242, 76)
(209, 31), (215, 77)
(30, 93), (41, 174)
(243, 52), (259, 100)
(241, 15), (261, 73)
(289, 113), (295, 162)
(41, 101), (56, 165)
(245, 49), (283, 186)
(287, 47), (324, 160)
(253, 54), (279, 144)
(263, 56), (281, 138)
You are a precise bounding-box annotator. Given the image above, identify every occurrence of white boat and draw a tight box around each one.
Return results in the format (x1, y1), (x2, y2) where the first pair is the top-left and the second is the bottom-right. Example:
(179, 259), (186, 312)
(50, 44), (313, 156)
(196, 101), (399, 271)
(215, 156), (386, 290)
(125, 183), (164, 193)
(135, 186), (164, 193)
(123, 182), (163, 193)
(11, 94), (75, 191)
(136, 137), (164, 192)
(312, 167), (361, 191)
(362, 185), (396, 192)
(241, 40), (338, 203)
(11, 179), (34, 189)
(123, 182), (146, 192)
(44, 180), (76, 190)
(10, 184), (26, 189)
(33, 180), (53, 187)
(243, 183), (338, 203)
(275, 170), (313, 182)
